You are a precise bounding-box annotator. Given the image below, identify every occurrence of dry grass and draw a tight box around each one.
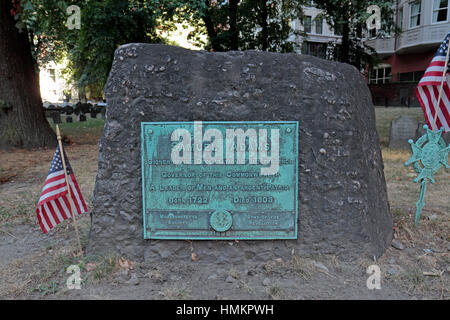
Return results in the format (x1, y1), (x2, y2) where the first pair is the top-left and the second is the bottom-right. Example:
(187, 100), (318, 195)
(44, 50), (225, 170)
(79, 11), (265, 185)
(0, 109), (448, 299)
(290, 256), (316, 280)
(382, 148), (450, 226)
(159, 286), (191, 300)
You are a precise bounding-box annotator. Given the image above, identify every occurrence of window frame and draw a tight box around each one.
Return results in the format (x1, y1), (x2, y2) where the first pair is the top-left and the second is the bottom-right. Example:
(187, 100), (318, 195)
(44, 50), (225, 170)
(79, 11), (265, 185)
(303, 16), (312, 33)
(398, 6), (404, 30)
(369, 65), (392, 85)
(432, 0), (449, 24)
(315, 17), (323, 34)
(409, 0), (422, 29)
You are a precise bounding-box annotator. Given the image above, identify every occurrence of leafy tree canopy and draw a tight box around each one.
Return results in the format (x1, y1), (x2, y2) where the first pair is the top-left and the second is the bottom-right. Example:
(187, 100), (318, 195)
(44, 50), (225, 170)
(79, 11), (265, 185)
(313, 0), (397, 70)
(200, 0), (306, 52)
(12, 0), (396, 96)
(15, 0), (206, 98)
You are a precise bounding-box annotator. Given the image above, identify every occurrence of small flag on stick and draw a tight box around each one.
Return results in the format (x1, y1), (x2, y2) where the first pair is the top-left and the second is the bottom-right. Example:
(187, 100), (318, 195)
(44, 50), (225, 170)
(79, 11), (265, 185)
(416, 32), (450, 132)
(36, 128), (87, 235)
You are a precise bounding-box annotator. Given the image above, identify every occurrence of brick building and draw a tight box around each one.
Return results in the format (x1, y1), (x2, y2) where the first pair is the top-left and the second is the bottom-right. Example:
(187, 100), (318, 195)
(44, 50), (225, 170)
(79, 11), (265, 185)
(365, 0), (450, 106)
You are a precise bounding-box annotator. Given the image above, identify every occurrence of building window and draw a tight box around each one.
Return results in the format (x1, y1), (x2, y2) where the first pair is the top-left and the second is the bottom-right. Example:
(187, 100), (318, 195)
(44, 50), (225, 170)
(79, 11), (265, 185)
(315, 18), (323, 34)
(432, 0), (448, 23)
(410, 1), (421, 28)
(290, 19), (297, 30)
(369, 66), (392, 84)
(398, 6), (403, 29)
(49, 68), (56, 82)
(399, 70), (424, 82)
(303, 16), (312, 33)
(302, 41), (327, 59)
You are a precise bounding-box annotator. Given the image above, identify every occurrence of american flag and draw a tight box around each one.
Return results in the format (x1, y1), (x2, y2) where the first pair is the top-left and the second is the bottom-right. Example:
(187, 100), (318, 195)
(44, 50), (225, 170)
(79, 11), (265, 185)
(416, 32), (450, 132)
(36, 146), (87, 234)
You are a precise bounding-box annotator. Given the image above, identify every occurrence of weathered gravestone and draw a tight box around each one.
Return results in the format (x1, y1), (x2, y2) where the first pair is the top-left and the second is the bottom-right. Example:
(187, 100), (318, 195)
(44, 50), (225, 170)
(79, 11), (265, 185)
(389, 116), (418, 149)
(87, 44), (393, 263)
(51, 111), (62, 124)
(100, 106), (106, 119)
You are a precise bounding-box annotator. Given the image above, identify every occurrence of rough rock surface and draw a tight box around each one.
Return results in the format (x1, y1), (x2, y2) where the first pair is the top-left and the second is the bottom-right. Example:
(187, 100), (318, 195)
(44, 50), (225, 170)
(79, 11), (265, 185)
(87, 44), (393, 263)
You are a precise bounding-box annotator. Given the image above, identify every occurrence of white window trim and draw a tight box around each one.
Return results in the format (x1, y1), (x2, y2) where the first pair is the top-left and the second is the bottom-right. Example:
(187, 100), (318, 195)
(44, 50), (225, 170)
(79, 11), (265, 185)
(431, 0), (449, 24)
(369, 65), (392, 84)
(303, 16), (312, 34)
(314, 18), (323, 35)
(397, 6), (404, 30)
(409, 0), (422, 29)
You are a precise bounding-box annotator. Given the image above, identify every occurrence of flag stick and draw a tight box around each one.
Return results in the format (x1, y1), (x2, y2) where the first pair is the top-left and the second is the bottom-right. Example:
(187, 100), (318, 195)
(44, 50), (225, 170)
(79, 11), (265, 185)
(56, 125), (84, 259)
(433, 40), (450, 130)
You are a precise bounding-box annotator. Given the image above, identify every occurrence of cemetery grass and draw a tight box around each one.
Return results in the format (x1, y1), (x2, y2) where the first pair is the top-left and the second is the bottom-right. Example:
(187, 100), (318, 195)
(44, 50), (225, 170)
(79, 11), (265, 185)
(0, 113), (449, 300)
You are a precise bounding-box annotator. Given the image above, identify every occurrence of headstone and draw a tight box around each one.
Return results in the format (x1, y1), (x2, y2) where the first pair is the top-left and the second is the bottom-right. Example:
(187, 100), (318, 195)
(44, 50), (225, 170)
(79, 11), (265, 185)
(79, 114), (87, 122)
(389, 116), (418, 149)
(73, 102), (82, 115)
(51, 112), (62, 124)
(100, 107), (106, 119)
(66, 116), (73, 123)
(62, 106), (73, 115)
(80, 103), (92, 114)
(87, 44), (393, 263)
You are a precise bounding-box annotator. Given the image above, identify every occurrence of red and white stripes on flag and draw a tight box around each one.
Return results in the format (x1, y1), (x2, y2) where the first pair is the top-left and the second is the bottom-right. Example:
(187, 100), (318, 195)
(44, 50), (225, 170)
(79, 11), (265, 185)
(36, 148), (87, 234)
(416, 33), (450, 132)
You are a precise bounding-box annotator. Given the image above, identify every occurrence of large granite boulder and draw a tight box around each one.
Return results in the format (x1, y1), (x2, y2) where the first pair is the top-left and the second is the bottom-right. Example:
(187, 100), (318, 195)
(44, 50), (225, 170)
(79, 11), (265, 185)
(87, 44), (393, 263)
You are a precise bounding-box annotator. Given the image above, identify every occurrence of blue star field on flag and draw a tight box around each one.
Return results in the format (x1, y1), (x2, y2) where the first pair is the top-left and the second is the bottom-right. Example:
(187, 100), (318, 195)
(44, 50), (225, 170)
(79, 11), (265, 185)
(49, 145), (73, 175)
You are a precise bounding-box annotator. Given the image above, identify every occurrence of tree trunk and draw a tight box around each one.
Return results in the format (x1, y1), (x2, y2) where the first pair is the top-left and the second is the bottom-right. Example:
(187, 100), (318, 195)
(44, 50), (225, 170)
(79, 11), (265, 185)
(228, 0), (239, 50)
(0, 1), (55, 149)
(260, 0), (269, 51)
(340, 21), (350, 64)
(202, 0), (221, 52)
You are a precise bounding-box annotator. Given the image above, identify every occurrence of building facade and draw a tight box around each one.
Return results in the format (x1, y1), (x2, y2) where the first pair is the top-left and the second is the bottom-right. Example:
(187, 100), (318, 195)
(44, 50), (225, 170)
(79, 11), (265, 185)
(291, 1), (341, 58)
(365, 0), (450, 106)
(39, 59), (80, 104)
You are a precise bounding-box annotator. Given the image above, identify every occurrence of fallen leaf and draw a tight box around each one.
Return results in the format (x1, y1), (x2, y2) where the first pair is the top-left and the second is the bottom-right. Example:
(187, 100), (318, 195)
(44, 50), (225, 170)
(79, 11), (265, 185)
(85, 263), (97, 272)
(118, 257), (134, 270)
(191, 252), (197, 262)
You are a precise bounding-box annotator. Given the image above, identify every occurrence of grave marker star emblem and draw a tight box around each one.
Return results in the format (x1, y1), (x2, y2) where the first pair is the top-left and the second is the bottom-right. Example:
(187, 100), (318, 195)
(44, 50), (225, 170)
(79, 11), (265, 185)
(404, 125), (450, 226)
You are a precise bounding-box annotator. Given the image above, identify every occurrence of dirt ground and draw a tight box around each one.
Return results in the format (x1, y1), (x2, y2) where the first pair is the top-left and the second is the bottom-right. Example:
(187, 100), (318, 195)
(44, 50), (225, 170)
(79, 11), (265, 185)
(0, 113), (449, 300)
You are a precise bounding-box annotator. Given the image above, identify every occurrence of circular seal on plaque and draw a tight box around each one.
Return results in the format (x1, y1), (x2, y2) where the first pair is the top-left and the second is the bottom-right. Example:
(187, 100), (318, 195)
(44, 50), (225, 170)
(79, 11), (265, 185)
(210, 210), (233, 232)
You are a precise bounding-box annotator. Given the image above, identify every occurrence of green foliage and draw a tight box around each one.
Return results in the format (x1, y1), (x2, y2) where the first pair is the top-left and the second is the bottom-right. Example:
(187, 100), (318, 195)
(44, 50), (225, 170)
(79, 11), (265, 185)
(313, 0), (397, 70)
(15, 0), (205, 98)
(13, 0), (395, 93)
(238, 0), (305, 52)
(200, 0), (306, 52)
(30, 281), (59, 296)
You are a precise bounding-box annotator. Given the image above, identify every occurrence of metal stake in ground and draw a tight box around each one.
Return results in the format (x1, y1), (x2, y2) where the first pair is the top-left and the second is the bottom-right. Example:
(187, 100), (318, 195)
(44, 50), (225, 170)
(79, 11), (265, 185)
(56, 125), (84, 259)
(404, 126), (450, 226)
(407, 36), (450, 226)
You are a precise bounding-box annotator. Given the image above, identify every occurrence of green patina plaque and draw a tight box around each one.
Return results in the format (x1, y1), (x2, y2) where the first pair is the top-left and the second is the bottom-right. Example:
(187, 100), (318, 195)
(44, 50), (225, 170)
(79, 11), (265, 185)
(141, 121), (299, 240)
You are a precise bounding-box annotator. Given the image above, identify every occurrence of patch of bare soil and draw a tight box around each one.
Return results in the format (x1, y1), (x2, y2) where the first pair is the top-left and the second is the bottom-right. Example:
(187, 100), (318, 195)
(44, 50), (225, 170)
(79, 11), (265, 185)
(0, 144), (448, 300)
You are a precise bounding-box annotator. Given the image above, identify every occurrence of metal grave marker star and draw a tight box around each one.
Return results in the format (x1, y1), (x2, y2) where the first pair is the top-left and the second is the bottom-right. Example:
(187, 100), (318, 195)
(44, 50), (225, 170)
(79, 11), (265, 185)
(404, 125), (450, 226)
